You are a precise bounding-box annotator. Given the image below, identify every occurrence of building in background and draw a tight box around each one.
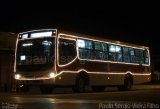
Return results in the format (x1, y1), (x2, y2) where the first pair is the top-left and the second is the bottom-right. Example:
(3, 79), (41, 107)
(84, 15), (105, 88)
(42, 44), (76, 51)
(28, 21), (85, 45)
(0, 32), (17, 91)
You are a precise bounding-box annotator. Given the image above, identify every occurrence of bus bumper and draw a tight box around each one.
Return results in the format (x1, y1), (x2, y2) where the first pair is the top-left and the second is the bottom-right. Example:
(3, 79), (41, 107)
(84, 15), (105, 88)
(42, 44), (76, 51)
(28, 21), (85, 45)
(15, 78), (55, 85)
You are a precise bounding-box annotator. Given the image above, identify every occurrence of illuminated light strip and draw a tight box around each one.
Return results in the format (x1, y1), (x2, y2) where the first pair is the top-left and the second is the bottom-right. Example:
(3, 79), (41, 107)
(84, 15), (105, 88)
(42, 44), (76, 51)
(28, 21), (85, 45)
(18, 69), (151, 81)
(77, 56), (150, 66)
(54, 32), (57, 74)
(142, 64), (150, 66)
(147, 49), (151, 66)
(57, 35), (78, 67)
(58, 33), (147, 50)
(14, 36), (19, 72)
(19, 77), (54, 80)
(18, 29), (57, 40)
(58, 33), (150, 67)
(19, 29), (57, 35)
(58, 37), (76, 41)
(57, 69), (151, 76)
(125, 71), (151, 76)
(18, 36), (55, 41)
(18, 70), (151, 80)
(108, 72), (151, 76)
(78, 58), (140, 66)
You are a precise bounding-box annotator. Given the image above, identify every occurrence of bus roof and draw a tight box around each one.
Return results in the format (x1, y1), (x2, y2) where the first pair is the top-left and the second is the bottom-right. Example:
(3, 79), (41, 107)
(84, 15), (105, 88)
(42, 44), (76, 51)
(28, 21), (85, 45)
(58, 29), (149, 50)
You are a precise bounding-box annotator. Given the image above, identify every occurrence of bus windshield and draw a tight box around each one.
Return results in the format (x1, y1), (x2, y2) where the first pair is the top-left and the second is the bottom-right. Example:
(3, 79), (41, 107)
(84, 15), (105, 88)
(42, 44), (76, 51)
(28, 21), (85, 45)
(16, 37), (55, 71)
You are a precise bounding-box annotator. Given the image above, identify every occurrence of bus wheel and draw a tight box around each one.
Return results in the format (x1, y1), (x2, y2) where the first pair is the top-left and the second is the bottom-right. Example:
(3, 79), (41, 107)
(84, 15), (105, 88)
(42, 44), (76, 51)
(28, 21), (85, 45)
(118, 75), (133, 91)
(40, 85), (54, 94)
(92, 86), (105, 92)
(73, 75), (86, 93)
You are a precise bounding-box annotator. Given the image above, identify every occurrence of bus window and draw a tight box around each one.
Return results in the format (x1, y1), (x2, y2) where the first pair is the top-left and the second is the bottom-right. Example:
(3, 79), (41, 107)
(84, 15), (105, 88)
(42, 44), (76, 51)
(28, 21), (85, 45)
(94, 42), (105, 60)
(59, 39), (76, 65)
(109, 45), (122, 62)
(135, 49), (144, 64)
(85, 40), (93, 49)
(109, 45), (116, 61)
(116, 46), (122, 62)
(101, 43), (108, 60)
(129, 48), (136, 63)
(78, 39), (94, 59)
(123, 47), (130, 63)
(144, 50), (149, 64)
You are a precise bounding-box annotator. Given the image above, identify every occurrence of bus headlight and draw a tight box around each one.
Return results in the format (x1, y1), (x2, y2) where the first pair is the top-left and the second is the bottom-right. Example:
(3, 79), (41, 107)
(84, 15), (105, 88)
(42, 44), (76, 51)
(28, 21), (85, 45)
(49, 72), (55, 78)
(15, 74), (21, 80)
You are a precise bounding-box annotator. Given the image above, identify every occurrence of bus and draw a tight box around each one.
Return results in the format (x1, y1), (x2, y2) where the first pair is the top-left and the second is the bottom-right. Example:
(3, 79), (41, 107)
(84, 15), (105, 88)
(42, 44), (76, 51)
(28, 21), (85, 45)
(14, 29), (151, 93)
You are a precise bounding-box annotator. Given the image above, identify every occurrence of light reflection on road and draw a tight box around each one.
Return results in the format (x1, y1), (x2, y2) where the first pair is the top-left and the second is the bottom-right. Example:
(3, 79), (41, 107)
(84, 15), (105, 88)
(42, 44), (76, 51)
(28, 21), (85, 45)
(1, 96), (157, 109)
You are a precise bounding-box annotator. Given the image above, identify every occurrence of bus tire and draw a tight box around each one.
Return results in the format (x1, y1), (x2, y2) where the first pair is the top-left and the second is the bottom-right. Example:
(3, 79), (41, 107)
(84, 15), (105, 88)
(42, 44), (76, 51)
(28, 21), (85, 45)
(118, 74), (133, 91)
(40, 85), (54, 94)
(72, 75), (86, 93)
(92, 86), (105, 92)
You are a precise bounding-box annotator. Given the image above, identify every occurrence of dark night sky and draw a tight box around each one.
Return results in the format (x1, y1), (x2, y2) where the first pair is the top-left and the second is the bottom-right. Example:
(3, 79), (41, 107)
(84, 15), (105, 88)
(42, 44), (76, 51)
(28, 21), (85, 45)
(0, 2), (160, 57)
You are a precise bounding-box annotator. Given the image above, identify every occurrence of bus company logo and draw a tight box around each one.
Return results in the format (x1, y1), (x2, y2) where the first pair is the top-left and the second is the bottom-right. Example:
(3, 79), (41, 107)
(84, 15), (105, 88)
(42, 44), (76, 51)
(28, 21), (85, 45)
(2, 102), (18, 109)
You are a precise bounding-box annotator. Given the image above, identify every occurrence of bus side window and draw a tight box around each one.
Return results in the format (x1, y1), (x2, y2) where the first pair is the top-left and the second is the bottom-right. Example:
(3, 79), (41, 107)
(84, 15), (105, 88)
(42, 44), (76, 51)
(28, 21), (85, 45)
(94, 42), (105, 60)
(102, 43), (108, 60)
(108, 45), (122, 62)
(116, 46), (122, 62)
(123, 47), (130, 63)
(108, 45), (116, 61)
(144, 50), (149, 64)
(129, 48), (136, 63)
(59, 38), (76, 65)
(78, 39), (93, 59)
(135, 49), (144, 64)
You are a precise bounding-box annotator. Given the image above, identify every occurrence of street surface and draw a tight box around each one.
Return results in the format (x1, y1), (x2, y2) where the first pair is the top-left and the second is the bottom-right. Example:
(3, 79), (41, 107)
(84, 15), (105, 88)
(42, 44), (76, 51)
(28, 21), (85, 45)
(0, 84), (160, 109)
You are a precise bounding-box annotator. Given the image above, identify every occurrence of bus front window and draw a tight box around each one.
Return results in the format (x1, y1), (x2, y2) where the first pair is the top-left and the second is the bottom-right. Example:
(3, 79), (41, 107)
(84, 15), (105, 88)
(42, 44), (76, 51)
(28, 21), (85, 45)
(16, 38), (55, 71)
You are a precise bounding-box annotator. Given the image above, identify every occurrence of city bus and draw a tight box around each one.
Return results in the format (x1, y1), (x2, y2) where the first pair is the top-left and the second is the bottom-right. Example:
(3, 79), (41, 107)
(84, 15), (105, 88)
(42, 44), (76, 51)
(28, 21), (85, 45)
(14, 29), (151, 93)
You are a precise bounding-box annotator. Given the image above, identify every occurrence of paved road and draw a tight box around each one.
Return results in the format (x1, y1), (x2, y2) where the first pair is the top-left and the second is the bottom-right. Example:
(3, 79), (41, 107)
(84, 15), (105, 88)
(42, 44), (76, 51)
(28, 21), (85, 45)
(0, 85), (160, 109)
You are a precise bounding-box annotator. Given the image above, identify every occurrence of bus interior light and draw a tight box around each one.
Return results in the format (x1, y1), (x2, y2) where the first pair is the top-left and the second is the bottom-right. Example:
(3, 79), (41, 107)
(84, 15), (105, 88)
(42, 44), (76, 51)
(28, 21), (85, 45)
(20, 55), (26, 61)
(77, 39), (85, 48)
(22, 43), (33, 47)
(21, 34), (28, 39)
